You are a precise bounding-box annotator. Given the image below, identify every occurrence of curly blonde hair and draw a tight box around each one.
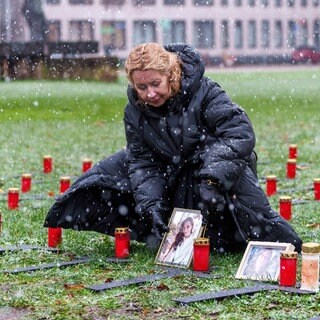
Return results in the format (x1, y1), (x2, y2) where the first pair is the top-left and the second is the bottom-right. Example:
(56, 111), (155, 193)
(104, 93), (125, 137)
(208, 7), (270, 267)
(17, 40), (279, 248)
(125, 42), (182, 97)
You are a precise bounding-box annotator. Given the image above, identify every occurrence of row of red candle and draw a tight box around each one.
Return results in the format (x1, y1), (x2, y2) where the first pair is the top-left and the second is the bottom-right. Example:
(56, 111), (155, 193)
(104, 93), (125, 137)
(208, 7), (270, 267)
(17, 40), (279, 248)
(266, 176), (320, 199)
(7, 176), (72, 210)
(43, 156), (92, 174)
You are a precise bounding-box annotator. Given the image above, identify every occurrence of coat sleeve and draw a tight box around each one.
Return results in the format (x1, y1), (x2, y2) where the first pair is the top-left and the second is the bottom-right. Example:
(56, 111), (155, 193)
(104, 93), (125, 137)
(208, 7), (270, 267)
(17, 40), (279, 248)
(124, 105), (171, 215)
(199, 78), (256, 192)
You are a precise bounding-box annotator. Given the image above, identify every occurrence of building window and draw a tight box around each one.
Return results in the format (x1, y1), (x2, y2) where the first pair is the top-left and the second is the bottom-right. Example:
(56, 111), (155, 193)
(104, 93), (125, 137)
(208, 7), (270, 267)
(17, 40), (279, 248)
(46, 0), (60, 4)
(102, 21), (126, 54)
(248, 0), (255, 5)
(221, 0), (228, 5)
(248, 20), (256, 48)
(288, 20), (296, 48)
(133, 21), (156, 45)
(261, 20), (270, 48)
(274, 20), (283, 48)
(234, 20), (243, 49)
(194, 0), (214, 5)
(275, 0), (282, 6)
(161, 20), (186, 45)
(69, 0), (93, 4)
(193, 20), (214, 48)
(46, 20), (61, 41)
(261, 0), (269, 6)
(301, 0), (307, 5)
(133, 0), (156, 5)
(164, 0), (185, 4)
(69, 20), (94, 41)
(221, 20), (229, 48)
(314, 20), (320, 49)
(313, 0), (319, 6)
(287, 0), (295, 6)
(297, 20), (308, 46)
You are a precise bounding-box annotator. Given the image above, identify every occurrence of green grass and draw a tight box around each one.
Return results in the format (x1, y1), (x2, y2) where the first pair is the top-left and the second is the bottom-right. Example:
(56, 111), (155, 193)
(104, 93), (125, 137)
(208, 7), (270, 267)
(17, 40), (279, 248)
(0, 67), (319, 319)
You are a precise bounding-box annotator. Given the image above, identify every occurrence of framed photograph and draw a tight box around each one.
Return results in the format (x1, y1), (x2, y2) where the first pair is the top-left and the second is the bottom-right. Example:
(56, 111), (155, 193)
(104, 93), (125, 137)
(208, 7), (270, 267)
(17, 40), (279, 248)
(235, 241), (295, 281)
(155, 207), (203, 269)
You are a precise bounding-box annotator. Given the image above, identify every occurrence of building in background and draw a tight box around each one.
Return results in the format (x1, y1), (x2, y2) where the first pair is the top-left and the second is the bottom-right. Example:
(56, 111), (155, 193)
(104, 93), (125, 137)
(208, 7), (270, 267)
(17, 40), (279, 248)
(1, 0), (320, 64)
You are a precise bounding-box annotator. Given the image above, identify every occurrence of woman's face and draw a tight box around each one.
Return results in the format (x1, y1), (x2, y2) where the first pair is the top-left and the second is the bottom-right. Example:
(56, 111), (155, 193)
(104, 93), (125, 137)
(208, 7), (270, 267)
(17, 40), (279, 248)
(132, 69), (171, 108)
(182, 220), (193, 238)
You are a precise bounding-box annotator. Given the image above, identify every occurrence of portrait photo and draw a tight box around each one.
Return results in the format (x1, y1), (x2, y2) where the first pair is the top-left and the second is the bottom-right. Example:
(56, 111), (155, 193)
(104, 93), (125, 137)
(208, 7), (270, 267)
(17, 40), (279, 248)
(235, 241), (295, 281)
(155, 208), (203, 268)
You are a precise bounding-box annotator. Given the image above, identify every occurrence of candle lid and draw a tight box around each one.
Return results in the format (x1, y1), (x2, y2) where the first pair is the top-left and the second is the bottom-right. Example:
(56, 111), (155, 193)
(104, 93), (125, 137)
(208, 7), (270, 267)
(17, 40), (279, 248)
(289, 144), (297, 148)
(280, 251), (298, 259)
(279, 196), (292, 202)
(115, 227), (129, 234)
(43, 155), (52, 158)
(22, 173), (32, 178)
(194, 237), (210, 245)
(83, 158), (92, 162)
(60, 176), (70, 181)
(266, 175), (277, 180)
(302, 242), (320, 254)
(287, 159), (296, 163)
(314, 178), (320, 183)
(8, 188), (19, 193)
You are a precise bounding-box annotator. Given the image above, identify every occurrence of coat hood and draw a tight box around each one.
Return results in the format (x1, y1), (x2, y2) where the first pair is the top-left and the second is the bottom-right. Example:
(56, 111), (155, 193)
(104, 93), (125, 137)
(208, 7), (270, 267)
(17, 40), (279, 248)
(127, 43), (205, 115)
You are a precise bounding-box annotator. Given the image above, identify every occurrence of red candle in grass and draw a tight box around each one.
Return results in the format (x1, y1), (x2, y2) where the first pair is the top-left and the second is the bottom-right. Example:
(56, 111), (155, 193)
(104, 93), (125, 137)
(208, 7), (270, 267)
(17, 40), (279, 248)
(266, 175), (277, 196)
(21, 173), (32, 193)
(48, 227), (62, 248)
(193, 238), (210, 272)
(43, 155), (53, 173)
(115, 227), (130, 258)
(286, 159), (296, 179)
(288, 144), (298, 160)
(279, 251), (298, 287)
(60, 176), (71, 194)
(8, 188), (19, 210)
(314, 178), (320, 201)
(279, 196), (292, 221)
(82, 158), (92, 173)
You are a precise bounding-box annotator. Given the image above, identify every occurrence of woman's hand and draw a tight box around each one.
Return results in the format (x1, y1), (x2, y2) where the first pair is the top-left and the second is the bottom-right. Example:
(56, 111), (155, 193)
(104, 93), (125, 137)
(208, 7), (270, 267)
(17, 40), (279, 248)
(200, 180), (226, 214)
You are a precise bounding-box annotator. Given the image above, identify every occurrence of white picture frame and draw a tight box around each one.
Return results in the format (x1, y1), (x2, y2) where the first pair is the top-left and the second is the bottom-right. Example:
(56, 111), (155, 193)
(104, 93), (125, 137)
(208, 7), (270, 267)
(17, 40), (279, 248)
(155, 208), (203, 269)
(235, 241), (295, 281)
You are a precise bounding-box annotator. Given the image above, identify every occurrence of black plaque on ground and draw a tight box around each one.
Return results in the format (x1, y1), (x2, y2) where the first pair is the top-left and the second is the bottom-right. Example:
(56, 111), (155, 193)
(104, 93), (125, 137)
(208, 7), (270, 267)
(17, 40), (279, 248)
(106, 257), (131, 263)
(292, 199), (315, 205)
(0, 245), (60, 255)
(278, 286), (317, 294)
(87, 268), (220, 292)
(3, 257), (90, 274)
(173, 285), (278, 305)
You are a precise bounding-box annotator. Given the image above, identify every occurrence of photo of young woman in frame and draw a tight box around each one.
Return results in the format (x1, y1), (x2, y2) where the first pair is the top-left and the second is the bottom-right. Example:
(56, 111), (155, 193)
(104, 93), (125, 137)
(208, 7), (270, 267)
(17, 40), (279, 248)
(155, 208), (203, 268)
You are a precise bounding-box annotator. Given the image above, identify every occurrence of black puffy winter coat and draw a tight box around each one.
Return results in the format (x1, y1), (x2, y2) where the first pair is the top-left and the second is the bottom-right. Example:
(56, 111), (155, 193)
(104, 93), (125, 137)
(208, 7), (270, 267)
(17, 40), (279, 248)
(44, 44), (302, 252)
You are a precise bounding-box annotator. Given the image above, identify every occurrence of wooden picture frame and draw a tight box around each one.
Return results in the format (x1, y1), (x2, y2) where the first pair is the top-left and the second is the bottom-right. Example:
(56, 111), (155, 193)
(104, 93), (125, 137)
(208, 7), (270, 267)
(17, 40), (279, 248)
(235, 241), (295, 281)
(155, 208), (203, 268)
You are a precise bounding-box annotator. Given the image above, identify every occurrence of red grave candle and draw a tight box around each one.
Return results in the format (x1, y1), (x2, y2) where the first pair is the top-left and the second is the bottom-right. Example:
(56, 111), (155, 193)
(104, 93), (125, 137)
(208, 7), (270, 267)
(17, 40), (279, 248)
(279, 196), (292, 221)
(8, 188), (19, 210)
(60, 176), (71, 194)
(193, 237), (210, 272)
(314, 178), (320, 201)
(288, 144), (298, 160)
(279, 251), (298, 287)
(266, 175), (277, 196)
(115, 227), (130, 258)
(82, 158), (92, 173)
(43, 155), (53, 173)
(48, 227), (62, 248)
(21, 173), (32, 193)
(286, 159), (296, 179)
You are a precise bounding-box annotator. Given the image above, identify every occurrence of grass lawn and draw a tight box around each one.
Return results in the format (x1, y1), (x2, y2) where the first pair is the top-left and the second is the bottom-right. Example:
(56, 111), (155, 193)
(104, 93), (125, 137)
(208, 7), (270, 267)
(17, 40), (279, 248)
(0, 67), (319, 319)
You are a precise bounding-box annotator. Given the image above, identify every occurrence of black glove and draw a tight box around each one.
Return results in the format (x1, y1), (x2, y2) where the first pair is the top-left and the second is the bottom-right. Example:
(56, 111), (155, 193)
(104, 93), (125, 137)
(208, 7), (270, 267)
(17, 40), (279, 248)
(200, 179), (226, 214)
(150, 211), (169, 240)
